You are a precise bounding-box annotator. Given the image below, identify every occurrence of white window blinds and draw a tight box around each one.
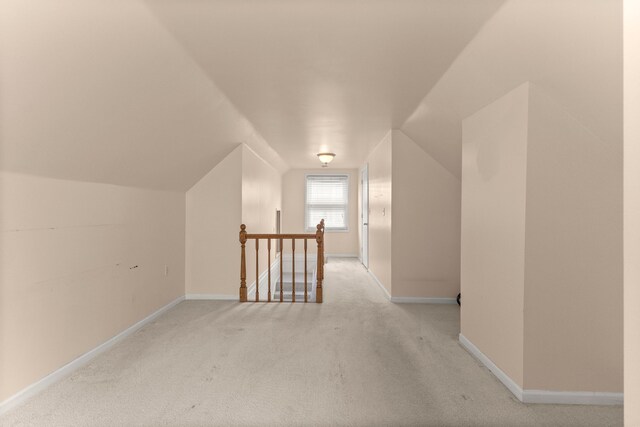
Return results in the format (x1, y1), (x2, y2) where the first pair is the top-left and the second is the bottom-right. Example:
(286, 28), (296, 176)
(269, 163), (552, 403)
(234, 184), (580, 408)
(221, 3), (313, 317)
(305, 175), (349, 231)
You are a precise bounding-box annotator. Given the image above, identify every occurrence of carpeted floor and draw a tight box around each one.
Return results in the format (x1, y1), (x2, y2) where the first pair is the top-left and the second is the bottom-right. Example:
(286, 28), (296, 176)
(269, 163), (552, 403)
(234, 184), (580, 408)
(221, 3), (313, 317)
(0, 259), (623, 426)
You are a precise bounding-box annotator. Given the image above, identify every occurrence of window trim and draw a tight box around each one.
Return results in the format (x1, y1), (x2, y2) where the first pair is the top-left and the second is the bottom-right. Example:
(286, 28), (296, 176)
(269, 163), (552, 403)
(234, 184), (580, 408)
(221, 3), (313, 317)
(304, 173), (350, 233)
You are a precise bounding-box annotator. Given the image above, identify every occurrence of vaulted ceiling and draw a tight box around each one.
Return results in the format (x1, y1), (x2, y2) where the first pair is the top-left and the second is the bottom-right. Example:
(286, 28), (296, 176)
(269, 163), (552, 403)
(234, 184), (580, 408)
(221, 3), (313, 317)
(144, 0), (505, 171)
(0, 0), (622, 189)
(402, 0), (622, 177)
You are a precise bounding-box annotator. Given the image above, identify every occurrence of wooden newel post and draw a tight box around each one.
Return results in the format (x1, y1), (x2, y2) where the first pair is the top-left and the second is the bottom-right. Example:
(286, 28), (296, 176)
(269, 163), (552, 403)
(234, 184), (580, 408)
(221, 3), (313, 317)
(239, 224), (247, 302)
(315, 220), (325, 303)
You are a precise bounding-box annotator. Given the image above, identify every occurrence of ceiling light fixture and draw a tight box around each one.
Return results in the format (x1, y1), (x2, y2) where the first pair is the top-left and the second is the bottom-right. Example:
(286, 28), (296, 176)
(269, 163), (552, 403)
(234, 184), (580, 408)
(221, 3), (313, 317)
(317, 152), (336, 167)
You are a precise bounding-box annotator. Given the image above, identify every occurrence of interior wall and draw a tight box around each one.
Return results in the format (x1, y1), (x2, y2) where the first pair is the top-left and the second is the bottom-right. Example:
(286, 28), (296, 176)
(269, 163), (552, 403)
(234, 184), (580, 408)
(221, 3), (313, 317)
(241, 145), (282, 235)
(185, 146), (242, 296)
(0, 0), (287, 191)
(391, 130), (461, 298)
(460, 83), (529, 387)
(624, 0), (640, 422)
(0, 172), (185, 402)
(524, 85), (623, 393)
(365, 133), (393, 295)
(241, 145), (282, 283)
(281, 168), (359, 256)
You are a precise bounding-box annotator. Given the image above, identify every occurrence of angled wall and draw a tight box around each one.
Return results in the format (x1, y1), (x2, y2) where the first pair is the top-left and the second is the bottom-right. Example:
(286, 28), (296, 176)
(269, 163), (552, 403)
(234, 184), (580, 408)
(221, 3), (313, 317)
(241, 145), (282, 283)
(185, 145), (283, 298)
(185, 146), (242, 297)
(0, 172), (185, 402)
(460, 83), (529, 387)
(391, 130), (461, 299)
(461, 82), (623, 400)
(364, 130), (461, 300)
(524, 85), (622, 393)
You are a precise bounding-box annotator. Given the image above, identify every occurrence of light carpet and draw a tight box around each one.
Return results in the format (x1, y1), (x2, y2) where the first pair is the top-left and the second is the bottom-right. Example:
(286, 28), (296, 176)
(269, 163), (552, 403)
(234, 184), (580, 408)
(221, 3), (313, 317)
(0, 259), (622, 426)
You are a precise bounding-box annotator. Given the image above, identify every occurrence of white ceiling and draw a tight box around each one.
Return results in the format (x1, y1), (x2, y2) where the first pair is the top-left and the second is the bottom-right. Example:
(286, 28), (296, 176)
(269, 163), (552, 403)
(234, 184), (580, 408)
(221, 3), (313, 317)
(0, 0), (622, 189)
(144, 0), (505, 170)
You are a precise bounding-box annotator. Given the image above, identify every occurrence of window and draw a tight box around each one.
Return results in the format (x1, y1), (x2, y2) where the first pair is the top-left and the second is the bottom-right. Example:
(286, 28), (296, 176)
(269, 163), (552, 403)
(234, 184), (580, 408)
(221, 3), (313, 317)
(305, 174), (349, 232)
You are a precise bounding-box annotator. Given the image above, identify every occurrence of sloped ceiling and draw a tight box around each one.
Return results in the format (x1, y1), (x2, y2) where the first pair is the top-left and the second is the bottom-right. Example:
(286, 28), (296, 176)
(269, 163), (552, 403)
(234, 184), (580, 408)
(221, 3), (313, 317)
(144, 0), (505, 170)
(401, 0), (622, 178)
(0, 0), (505, 191)
(1, 0), (620, 189)
(0, 0), (287, 191)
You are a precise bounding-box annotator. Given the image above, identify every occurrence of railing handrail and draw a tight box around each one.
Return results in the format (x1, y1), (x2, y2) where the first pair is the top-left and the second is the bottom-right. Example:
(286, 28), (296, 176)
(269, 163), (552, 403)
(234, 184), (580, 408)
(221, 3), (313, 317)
(244, 233), (318, 239)
(239, 219), (324, 303)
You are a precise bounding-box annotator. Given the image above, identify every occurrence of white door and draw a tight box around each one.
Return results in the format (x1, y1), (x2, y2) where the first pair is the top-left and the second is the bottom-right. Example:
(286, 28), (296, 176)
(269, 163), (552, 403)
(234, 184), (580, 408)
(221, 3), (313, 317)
(361, 165), (369, 269)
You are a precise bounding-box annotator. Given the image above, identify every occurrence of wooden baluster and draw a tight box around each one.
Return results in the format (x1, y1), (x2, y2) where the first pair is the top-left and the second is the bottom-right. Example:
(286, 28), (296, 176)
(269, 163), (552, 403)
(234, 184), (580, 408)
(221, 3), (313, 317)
(292, 239), (296, 303)
(267, 239), (272, 302)
(239, 224), (247, 302)
(279, 238), (284, 302)
(316, 222), (324, 303)
(304, 239), (308, 303)
(255, 239), (259, 302)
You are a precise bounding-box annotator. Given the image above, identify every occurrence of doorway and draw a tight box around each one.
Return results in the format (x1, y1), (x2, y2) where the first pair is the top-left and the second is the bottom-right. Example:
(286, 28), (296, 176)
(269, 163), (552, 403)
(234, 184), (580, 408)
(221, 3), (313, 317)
(360, 165), (369, 269)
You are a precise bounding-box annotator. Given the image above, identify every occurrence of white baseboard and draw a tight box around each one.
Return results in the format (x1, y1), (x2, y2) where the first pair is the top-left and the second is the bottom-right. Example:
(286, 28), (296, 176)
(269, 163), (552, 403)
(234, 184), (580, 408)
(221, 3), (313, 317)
(366, 270), (456, 305)
(390, 296), (457, 304)
(0, 296), (185, 416)
(459, 334), (623, 406)
(184, 294), (237, 301)
(367, 270), (391, 300)
(522, 389), (623, 405)
(459, 333), (524, 401)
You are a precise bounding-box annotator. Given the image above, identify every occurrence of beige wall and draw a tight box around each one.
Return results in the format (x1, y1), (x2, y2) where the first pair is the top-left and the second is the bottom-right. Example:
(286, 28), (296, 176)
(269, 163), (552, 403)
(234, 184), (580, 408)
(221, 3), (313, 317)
(185, 146), (242, 296)
(281, 168), (359, 256)
(366, 133), (393, 294)
(462, 82), (623, 395)
(186, 145), (282, 297)
(242, 145), (282, 283)
(242, 146), (282, 234)
(461, 83), (529, 387)
(524, 85), (622, 392)
(0, 172), (185, 402)
(391, 130), (461, 298)
(625, 0), (640, 423)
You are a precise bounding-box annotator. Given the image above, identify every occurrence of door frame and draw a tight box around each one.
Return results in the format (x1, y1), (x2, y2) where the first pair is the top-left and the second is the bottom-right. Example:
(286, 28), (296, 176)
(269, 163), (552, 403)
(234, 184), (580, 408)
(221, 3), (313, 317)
(360, 164), (369, 269)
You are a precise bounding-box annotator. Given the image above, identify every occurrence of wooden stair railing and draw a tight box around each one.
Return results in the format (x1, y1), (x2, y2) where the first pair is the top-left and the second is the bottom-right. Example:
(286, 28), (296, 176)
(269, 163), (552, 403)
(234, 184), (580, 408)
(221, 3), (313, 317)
(239, 219), (325, 303)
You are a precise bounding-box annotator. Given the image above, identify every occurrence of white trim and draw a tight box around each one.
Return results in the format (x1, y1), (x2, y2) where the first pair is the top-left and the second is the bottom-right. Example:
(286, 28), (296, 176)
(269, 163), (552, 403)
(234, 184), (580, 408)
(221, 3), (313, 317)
(459, 333), (524, 401)
(360, 163), (369, 269)
(366, 270), (456, 305)
(368, 269), (391, 300)
(325, 253), (359, 259)
(0, 296), (185, 416)
(390, 296), (457, 304)
(184, 294), (237, 301)
(522, 390), (623, 405)
(459, 334), (623, 406)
